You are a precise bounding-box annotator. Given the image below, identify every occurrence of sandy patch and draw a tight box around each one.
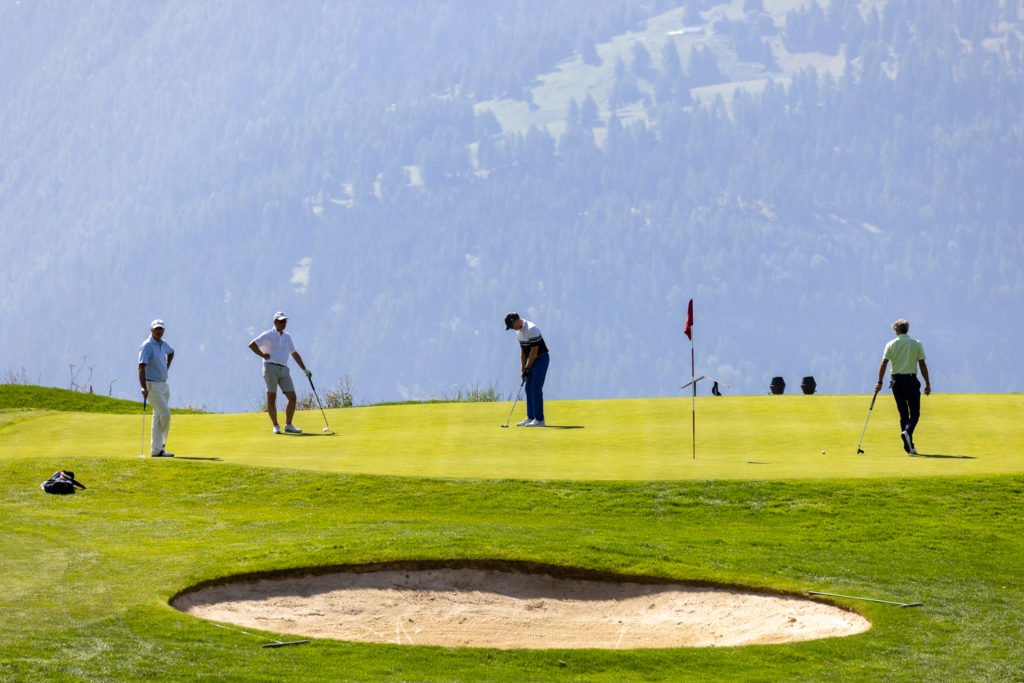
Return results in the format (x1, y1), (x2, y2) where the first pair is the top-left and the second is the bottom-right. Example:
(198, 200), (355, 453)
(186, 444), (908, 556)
(173, 566), (870, 650)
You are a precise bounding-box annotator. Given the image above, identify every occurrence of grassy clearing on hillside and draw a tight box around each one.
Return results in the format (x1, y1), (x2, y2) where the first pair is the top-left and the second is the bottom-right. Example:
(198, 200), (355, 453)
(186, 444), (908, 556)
(475, 0), (845, 136)
(1, 458), (1021, 681)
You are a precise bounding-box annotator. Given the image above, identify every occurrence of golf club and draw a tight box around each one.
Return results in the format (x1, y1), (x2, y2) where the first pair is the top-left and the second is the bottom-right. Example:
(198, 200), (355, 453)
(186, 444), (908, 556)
(306, 375), (331, 432)
(138, 397), (147, 458)
(856, 390), (879, 454)
(500, 380), (525, 428)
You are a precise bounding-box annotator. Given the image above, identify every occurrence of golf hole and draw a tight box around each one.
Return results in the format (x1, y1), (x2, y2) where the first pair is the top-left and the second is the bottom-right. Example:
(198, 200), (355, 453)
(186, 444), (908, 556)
(172, 561), (870, 649)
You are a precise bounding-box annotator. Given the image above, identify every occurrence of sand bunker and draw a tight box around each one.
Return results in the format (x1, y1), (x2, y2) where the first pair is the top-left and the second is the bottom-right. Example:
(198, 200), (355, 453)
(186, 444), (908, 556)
(173, 564), (870, 649)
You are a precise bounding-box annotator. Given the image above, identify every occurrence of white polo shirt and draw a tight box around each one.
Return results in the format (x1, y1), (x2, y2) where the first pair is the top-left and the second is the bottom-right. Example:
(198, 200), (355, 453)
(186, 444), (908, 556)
(516, 319), (548, 354)
(251, 328), (295, 365)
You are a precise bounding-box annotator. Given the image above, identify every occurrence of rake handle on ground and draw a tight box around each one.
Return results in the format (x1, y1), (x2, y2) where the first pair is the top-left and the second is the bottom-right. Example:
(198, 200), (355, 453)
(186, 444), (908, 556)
(808, 591), (923, 608)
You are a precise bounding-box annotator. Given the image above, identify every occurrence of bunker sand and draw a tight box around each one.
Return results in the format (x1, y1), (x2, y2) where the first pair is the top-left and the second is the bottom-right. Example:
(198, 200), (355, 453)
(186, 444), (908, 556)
(174, 567), (870, 649)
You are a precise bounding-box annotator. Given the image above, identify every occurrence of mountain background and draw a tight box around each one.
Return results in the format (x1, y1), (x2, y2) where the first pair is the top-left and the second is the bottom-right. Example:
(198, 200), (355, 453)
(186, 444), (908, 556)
(1, 0), (1021, 412)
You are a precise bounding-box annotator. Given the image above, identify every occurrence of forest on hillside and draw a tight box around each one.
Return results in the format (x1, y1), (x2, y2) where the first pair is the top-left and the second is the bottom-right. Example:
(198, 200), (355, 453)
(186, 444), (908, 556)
(1, 0), (1021, 409)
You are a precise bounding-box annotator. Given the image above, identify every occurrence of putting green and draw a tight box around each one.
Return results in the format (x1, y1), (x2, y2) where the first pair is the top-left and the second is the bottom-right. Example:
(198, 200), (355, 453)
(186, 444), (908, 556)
(2, 394), (1021, 480)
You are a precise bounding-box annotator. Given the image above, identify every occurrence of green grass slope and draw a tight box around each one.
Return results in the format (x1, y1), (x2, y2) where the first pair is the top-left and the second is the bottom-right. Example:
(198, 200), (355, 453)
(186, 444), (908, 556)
(1, 391), (1022, 681)
(0, 459), (1021, 681)
(2, 394), (1021, 480)
(0, 384), (200, 415)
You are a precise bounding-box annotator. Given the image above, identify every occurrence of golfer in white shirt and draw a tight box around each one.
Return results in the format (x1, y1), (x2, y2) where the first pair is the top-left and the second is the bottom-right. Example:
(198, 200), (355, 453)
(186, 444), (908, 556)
(248, 312), (311, 434)
(504, 312), (550, 427)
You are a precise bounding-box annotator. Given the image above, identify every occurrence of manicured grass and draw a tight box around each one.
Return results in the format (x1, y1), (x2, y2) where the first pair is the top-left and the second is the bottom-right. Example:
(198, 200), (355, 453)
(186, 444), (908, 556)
(1, 391), (1022, 681)
(2, 394), (1021, 480)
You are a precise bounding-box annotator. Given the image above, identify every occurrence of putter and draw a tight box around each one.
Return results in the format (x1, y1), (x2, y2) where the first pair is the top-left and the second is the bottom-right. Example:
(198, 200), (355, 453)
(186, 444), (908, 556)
(139, 397), (147, 458)
(500, 380), (526, 428)
(856, 390), (879, 454)
(306, 375), (331, 432)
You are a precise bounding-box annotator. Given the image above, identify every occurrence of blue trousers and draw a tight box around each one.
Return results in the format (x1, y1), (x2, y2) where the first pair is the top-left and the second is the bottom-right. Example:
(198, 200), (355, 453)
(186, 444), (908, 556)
(525, 353), (550, 421)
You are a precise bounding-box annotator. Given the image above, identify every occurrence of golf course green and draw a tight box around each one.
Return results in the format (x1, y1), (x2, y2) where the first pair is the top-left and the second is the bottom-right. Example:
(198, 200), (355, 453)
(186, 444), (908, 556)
(3, 393), (1021, 479)
(1, 388), (1022, 681)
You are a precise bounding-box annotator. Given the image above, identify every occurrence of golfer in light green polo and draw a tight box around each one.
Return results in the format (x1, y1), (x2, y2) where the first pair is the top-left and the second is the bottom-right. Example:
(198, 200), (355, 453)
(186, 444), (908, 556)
(875, 319), (931, 454)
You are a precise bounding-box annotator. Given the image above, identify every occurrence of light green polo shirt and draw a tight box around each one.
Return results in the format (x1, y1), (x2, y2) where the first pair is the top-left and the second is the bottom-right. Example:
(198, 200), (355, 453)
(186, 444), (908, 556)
(883, 334), (926, 375)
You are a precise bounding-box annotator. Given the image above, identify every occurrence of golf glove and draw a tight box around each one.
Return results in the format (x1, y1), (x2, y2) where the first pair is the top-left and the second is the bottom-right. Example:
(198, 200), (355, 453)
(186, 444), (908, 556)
(304, 368), (312, 378)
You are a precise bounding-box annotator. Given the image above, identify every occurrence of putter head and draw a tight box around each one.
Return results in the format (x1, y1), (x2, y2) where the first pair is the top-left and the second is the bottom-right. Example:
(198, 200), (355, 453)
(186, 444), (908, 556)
(322, 427), (330, 432)
(857, 447), (864, 454)
(500, 424), (509, 428)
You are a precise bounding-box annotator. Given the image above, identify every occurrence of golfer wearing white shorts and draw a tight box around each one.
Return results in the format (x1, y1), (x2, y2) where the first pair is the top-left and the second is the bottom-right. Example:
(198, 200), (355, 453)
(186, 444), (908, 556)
(248, 312), (311, 434)
(138, 319), (175, 457)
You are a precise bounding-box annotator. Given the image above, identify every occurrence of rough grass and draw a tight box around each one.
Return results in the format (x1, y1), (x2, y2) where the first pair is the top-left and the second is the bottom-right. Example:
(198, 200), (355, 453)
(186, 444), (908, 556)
(0, 384), (201, 415)
(1, 459), (1021, 681)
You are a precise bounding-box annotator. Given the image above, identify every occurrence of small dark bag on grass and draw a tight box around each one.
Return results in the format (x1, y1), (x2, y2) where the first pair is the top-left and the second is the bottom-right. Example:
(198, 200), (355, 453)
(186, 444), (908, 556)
(41, 470), (86, 494)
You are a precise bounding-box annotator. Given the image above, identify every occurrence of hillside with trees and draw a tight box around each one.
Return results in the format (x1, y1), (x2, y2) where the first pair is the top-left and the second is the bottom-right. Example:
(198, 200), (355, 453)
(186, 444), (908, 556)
(1, 0), (1020, 410)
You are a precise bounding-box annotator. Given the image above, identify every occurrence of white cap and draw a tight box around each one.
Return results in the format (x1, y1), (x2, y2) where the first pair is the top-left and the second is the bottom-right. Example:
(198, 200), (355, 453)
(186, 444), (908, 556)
(150, 319), (166, 329)
(273, 311), (288, 321)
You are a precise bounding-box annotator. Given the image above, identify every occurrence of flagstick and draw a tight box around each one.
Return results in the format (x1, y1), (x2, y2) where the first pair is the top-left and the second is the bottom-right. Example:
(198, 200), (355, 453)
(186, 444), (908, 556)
(690, 336), (696, 459)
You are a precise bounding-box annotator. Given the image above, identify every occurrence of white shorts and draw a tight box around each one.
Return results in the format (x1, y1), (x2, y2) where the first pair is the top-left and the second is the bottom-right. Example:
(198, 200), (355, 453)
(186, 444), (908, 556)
(262, 363), (295, 393)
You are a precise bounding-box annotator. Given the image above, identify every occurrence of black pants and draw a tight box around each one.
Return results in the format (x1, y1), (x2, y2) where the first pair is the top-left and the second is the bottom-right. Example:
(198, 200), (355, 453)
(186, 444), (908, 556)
(890, 374), (921, 438)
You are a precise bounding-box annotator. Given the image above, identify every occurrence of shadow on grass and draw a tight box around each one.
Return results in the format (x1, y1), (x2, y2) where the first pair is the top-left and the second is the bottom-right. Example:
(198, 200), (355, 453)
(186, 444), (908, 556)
(911, 453), (976, 459)
(174, 457), (222, 461)
(541, 425), (585, 429)
(282, 432), (335, 437)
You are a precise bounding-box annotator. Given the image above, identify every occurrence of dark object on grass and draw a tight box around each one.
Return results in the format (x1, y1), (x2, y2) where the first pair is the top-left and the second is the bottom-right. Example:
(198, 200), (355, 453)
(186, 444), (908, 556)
(41, 470), (86, 494)
(711, 381), (721, 396)
(800, 376), (816, 394)
(769, 377), (785, 394)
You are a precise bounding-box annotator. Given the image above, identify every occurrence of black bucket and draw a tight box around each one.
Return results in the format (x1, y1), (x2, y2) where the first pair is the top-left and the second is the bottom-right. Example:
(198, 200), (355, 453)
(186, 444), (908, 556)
(800, 376), (817, 394)
(769, 377), (785, 395)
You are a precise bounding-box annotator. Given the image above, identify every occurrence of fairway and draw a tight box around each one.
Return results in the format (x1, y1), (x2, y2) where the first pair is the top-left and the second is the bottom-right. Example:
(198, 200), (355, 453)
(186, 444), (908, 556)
(2, 394), (1022, 480)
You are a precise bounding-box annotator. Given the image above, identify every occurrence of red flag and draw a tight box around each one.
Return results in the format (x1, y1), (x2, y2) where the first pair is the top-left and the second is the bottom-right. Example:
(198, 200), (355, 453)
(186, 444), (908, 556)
(684, 299), (693, 340)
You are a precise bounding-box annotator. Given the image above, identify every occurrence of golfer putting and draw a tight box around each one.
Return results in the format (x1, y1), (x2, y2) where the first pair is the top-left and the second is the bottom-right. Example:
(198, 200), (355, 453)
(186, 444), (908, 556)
(504, 312), (549, 427)
(248, 312), (312, 434)
(874, 318), (931, 454)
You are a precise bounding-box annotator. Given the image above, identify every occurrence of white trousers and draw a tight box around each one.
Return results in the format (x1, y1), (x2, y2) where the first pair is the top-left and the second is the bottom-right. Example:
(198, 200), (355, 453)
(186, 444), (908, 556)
(147, 380), (171, 455)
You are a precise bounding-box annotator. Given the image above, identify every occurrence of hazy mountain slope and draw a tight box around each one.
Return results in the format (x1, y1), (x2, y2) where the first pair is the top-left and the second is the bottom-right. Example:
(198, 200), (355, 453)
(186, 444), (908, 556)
(1, 0), (1021, 411)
